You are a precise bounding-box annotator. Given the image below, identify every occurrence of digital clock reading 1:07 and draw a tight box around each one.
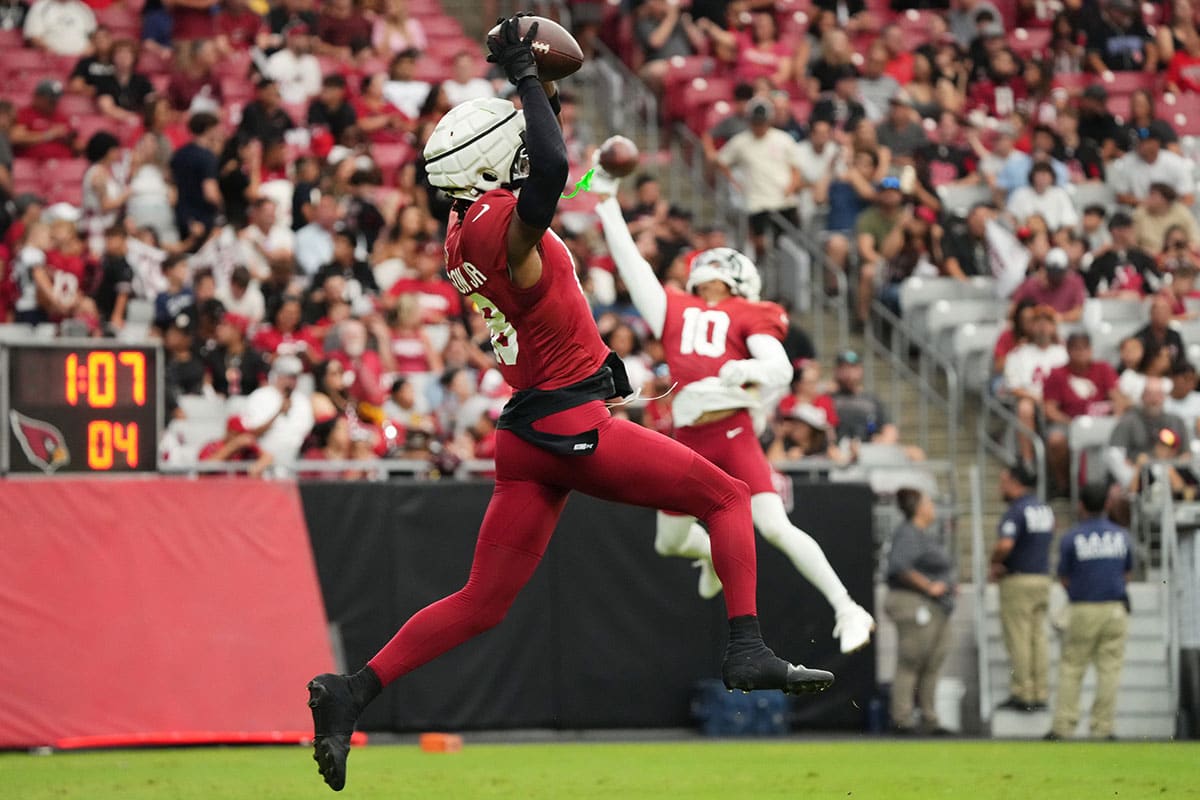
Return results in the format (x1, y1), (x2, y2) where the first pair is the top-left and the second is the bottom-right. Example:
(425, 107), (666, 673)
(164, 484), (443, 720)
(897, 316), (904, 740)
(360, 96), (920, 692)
(3, 342), (162, 474)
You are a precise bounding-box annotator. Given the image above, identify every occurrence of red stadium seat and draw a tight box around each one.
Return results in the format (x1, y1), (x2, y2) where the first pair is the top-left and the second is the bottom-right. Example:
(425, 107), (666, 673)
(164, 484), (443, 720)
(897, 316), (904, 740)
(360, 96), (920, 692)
(0, 29), (22, 50)
(1158, 93), (1200, 136)
(220, 77), (256, 106)
(136, 48), (173, 76)
(71, 115), (123, 147)
(1050, 73), (1091, 94)
(1009, 28), (1051, 59)
(212, 51), (252, 81)
(96, 3), (138, 29)
(1099, 71), (1159, 96)
(4, 48), (59, 79)
(12, 158), (40, 187)
(1106, 94), (1131, 123)
(42, 158), (89, 195)
(663, 58), (718, 124)
(370, 141), (416, 183)
(423, 16), (464, 39)
(58, 94), (97, 117)
(413, 58), (450, 83)
(681, 76), (736, 133)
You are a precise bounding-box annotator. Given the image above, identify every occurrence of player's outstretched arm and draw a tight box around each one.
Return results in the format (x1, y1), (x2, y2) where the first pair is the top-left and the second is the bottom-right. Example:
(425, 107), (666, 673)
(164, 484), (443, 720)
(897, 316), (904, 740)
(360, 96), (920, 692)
(487, 16), (569, 289)
(594, 194), (667, 339)
(720, 335), (793, 389)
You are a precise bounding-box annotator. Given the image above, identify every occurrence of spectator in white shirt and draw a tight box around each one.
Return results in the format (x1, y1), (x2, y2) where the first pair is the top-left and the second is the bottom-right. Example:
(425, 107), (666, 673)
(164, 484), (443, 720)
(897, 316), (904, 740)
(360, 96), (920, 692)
(238, 197), (295, 281)
(1004, 306), (1069, 466)
(24, 0), (96, 56)
(716, 98), (802, 258)
(1007, 161), (1079, 232)
(240, 354), (314, 466)
(1109, 124), (1196, 207)
(295, 194), (340, 280)
(265, 23), (322, 106)
(1165, 362), (1200, 437)
(382, 48), (431, 120)
(216, 265), (266, 323)
(795, 118), (839, 227)
(442, 50), (495, 107)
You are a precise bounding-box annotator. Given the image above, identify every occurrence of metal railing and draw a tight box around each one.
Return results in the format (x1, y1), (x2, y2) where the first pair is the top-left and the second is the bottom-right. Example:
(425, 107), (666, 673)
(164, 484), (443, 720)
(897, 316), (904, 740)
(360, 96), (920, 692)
(771, 212), (850, 354)
(1158, 464), (1183, 725)
(976, 391), (1048, 501)
(157, 457), (500, 481)
(589, 41), (660, 171)
(865, 300), (961, 469)
(968, 464), (993, 727)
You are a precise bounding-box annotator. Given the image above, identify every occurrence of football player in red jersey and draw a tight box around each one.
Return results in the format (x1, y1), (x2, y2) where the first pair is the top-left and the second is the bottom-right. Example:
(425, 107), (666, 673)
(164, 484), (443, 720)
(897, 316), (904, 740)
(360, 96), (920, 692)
(304, 17), (832, 793)
(592, 164), (876, 656)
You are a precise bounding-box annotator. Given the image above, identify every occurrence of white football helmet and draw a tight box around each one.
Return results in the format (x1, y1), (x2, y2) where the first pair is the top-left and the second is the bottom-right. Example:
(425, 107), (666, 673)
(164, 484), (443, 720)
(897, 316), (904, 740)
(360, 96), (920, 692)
(686, 247), (762, 302)
(423, 98), (529, 201)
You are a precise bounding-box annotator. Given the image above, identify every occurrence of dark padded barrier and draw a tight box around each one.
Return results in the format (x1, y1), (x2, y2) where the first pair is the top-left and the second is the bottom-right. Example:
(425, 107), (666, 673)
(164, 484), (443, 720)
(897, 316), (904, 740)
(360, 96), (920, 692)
(301, 479), (875, 731)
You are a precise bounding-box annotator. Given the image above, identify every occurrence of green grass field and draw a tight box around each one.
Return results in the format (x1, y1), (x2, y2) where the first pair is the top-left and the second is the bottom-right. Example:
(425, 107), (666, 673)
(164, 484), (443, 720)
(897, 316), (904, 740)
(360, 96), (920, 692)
(2, 740), (1198, 799)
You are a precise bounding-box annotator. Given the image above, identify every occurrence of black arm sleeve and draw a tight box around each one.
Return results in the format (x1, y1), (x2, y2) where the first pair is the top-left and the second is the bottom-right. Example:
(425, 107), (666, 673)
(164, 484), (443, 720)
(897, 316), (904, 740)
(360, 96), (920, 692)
(515, 76), (569, 231)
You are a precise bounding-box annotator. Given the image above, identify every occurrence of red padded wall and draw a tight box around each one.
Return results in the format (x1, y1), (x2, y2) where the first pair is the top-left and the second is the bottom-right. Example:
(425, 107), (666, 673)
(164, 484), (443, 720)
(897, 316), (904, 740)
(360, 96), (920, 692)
(0, 478), (335, 748)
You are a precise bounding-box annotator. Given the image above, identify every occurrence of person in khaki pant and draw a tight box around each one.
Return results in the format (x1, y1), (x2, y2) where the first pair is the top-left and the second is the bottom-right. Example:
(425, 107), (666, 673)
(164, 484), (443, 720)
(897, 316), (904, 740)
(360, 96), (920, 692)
(885, 488), (956, 734)
(1047, 484), (1133, 740)
(991, 465), (1056, 712)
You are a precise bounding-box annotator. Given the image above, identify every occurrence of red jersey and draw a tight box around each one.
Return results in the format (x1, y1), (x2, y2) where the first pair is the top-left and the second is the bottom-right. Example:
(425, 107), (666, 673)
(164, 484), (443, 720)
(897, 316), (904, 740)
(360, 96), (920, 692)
(1042, 361), (1118, 418)
(660, 287), (788, 390)
(14, 107), (73, 160)
(445, 189), (610, 391)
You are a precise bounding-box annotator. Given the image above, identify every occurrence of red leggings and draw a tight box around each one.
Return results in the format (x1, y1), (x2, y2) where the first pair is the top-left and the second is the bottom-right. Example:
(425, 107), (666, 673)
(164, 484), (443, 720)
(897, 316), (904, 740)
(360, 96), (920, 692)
(368, 401), (757, 685)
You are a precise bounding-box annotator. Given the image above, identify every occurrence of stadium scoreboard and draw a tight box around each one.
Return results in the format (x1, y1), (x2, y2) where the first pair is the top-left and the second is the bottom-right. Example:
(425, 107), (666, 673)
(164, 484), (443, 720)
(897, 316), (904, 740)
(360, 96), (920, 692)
(1, 341), (162, 474)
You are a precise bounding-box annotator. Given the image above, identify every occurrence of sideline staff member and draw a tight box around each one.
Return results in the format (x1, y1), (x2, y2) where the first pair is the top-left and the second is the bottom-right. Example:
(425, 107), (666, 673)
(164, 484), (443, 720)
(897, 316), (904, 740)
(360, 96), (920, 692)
(885, 488), (956, 734)
(991, 465), (1055, 712)
(1047, 484), (1133, 740)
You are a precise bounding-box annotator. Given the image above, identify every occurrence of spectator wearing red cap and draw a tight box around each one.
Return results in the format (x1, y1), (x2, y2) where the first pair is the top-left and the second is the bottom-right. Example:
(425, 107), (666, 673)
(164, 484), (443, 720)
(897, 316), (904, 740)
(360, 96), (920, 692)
(199, 415), (273, 477)
(11, 81), (75, 161)
(204, 310), (270, 397)
(386, 238), (461, 325)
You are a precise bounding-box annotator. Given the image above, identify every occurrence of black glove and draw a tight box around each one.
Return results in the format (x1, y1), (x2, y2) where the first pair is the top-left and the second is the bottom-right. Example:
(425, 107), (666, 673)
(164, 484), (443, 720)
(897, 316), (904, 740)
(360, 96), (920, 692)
(487, 15), (540, 85)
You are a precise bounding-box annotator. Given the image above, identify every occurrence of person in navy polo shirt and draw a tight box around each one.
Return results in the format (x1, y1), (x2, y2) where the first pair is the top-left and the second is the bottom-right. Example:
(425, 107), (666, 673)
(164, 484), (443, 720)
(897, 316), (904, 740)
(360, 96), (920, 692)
(991, 464), (1056, 712)
(1047, 484), (1133, 740)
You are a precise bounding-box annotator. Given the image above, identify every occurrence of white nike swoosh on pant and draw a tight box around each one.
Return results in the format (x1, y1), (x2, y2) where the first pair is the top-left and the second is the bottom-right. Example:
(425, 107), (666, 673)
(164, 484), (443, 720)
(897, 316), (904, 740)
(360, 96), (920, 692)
(726, 427), (744, 439)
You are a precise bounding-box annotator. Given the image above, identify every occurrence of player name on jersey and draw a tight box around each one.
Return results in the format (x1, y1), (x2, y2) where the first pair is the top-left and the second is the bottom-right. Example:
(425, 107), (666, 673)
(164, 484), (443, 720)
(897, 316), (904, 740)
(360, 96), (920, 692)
(448, 261), (488, 294)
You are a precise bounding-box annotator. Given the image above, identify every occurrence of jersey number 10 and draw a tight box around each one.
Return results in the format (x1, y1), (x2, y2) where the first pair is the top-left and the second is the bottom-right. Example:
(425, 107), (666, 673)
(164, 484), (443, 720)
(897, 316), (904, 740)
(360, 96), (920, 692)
(679, 307), (730, 357)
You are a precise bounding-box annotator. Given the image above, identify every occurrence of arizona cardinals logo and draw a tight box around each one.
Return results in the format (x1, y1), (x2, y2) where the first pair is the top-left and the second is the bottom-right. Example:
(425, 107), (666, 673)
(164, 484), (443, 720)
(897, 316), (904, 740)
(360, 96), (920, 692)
(9, 410), (70, 474)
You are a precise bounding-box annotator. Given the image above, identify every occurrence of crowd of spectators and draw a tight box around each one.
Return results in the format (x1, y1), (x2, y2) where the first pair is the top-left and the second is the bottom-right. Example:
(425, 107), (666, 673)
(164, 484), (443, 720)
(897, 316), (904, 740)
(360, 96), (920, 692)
(585, 0), (1200, 500)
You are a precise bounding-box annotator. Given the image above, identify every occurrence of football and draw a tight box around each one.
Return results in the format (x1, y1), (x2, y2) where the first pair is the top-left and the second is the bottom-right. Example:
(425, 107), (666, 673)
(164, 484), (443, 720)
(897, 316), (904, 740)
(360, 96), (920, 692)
(487, 16), (584, 82)
(598, 135), (640, 178)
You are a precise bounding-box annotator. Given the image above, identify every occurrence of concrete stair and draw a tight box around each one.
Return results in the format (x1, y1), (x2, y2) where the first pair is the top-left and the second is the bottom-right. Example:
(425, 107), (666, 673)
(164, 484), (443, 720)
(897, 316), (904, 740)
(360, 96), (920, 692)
(982, 582), (1175, 739)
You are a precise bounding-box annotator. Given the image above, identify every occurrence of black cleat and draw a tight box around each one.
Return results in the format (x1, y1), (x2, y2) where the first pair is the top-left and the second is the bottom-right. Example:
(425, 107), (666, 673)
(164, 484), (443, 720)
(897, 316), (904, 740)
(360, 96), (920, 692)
(721, 644), (835, 695)
(307, 673), (360, 792)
